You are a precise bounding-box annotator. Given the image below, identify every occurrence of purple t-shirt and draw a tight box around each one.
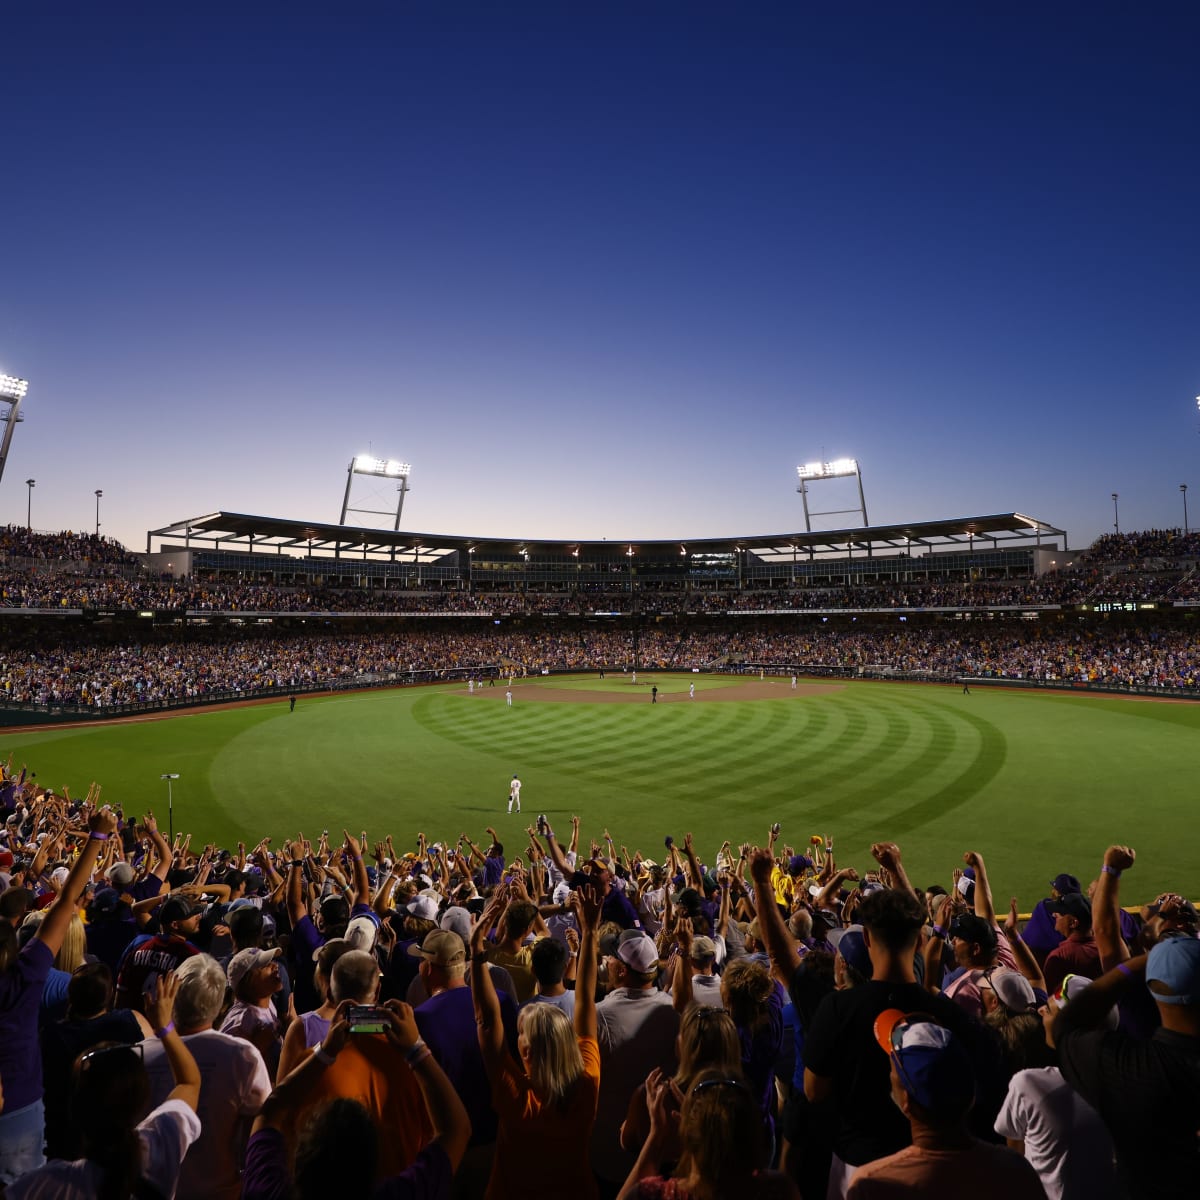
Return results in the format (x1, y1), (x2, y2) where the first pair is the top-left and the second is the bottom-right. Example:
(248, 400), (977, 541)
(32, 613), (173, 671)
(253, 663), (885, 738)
(0, 938), (53, 1110)
(482, 856), (505, 888)
(130, 874), (166, 902)
(241, 1127), (452, 1200)
(415, 985), (518, 1146)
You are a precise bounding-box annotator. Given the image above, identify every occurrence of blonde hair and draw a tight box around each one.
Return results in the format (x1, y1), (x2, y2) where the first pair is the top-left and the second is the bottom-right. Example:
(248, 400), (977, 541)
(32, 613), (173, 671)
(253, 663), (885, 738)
(55, 914), (87, 974)
(675, 1006), (740, 1093)
(720, 958), (774, 1032)
(517, 1003), (584, 1113)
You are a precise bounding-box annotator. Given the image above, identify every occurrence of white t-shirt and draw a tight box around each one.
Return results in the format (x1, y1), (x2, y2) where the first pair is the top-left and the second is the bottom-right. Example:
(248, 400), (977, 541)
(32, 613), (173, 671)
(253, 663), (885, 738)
(143, 1029), (272, 1200)
(994, 1066), (1118, 1200)
(8, 1098), (201, 1199)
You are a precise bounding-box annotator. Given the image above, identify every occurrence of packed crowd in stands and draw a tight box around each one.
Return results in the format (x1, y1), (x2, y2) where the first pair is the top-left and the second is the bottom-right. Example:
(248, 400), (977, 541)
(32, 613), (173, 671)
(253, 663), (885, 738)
(0, 761), (1195, 1198)
(1, 619), (1197, 707)
(2, 529), (1200, 617)
(0, 526), (140, 567)
(0, 571), (1194, 614)
(1085, 528), (1200, 565)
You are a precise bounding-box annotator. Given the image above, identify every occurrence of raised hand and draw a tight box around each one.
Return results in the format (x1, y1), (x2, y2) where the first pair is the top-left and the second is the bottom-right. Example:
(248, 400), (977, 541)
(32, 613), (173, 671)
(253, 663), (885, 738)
(748, 847), (774, 885)
(570, 881), (604, 931)
(871, 842), (902, 873)
(382, 1000), (421, 1051)
(1104, 845), (1136, 873)
(88, 806), (119, 839)
(147, 970), (181, 1034)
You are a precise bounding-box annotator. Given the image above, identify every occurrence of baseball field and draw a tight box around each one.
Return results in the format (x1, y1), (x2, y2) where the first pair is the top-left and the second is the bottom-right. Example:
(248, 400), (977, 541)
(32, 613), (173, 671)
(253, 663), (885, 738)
(1, 673), (1192, 907)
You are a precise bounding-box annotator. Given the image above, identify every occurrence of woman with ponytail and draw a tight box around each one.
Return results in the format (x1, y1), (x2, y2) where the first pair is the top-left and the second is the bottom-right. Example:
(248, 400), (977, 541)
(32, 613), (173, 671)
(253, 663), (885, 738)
(8, 971), (202, 1199)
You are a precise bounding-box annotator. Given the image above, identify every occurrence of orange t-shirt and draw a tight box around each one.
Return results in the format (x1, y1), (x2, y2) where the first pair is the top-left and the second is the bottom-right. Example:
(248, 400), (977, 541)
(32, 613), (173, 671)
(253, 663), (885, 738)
(296, 1034), (432, 1180)
(487, 1036), (601, 1200)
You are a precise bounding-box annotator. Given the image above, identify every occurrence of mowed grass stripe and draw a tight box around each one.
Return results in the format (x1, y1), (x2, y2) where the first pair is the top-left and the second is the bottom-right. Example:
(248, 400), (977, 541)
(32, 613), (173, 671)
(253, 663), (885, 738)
(841, 700), (1008, 842)
(803, 698), (971, 822)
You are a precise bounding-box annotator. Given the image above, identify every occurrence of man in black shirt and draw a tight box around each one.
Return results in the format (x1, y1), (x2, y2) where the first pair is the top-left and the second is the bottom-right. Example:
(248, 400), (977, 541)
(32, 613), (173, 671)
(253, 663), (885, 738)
(803, 881), (1004, 1197)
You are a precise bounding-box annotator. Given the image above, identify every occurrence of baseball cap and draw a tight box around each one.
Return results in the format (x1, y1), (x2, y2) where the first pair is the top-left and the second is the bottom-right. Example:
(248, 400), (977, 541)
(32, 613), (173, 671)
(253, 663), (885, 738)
(159, 894), (202, 928)
(1050, 873), (1081, 895)
(606, 929), (659, 974)
(344, 915), (379, 952)
(405, 895), (439, 922)
(988, 969), (1037, 1013)
(228, 946), (281, 993)
(690, 936), (718, 962)
(1046, 893), (1091, 924)
(439, 905), (474, 943)
(106, 862), (135, 888)
(788, 854), (813, 876)
(948, 913), (997, 951)
(0, 851), (13, 870)
(89, 887), (122, 916)
(827, 925), (872, 978)
(1146, 936), (1200, 1006)
(407, 929), (467, 968)
(873, 1009), (976, 1119)
(49, 867), (70, 892)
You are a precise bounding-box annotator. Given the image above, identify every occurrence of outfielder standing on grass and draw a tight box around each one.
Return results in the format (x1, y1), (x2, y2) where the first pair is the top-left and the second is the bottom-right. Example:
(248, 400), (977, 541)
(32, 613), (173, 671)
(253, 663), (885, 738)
(508, 774), (522, 814)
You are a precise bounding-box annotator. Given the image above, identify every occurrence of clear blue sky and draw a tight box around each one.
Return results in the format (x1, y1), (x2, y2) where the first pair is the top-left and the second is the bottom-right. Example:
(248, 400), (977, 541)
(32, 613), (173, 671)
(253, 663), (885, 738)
(3, 2), (1198, 552)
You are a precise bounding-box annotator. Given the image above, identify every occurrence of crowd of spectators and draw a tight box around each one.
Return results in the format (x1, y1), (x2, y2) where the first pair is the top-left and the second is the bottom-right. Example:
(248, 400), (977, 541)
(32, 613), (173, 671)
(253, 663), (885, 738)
(2, 527), (1200, 617)
(0, 764), (1195, 1198)
(1, 571), (1196, 614)
(1085, 528), (1200, 565)
(1, 618), (1197, 708)
(0, 525), (140, 567)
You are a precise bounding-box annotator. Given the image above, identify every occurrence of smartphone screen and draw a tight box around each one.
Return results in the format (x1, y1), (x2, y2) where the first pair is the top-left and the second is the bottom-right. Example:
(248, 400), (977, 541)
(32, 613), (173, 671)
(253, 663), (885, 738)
(347, 1005), (388, 1035)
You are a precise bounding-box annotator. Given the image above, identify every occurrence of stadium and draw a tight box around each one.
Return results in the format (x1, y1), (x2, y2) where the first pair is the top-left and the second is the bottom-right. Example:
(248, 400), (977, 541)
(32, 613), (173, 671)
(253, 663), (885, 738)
(0, 480), (1196, 904)
(4, 7), (1199, 1195)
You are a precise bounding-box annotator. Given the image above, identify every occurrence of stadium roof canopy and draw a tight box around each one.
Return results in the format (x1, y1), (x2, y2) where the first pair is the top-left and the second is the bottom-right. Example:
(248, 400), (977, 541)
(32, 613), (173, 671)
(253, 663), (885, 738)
(146, 511), (1067, 562)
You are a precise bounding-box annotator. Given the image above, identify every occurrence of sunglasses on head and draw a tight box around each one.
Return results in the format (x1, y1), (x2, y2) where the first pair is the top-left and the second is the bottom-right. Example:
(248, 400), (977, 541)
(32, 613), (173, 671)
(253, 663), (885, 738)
(77, 1041), (144, 1071)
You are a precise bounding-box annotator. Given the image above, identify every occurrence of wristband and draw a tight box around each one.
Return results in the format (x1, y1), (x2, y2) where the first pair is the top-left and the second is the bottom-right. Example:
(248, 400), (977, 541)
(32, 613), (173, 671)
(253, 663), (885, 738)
(1115, 963), (1133, 979)
(156, 1021), (176, 1039)
(313, 1044), (336, 1065)
(89, 832), (110, 842)
(931, 924), (947, 938)
(403, 1038), (429, 1064)
(1101, 865), (1122, 878)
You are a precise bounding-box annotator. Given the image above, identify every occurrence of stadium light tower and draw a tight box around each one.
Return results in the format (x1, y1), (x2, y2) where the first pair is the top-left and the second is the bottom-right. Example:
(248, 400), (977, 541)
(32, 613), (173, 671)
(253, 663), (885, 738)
(94, 489), (103, 536)
(1182, 484), (1189, 535)
(1111, 492), (1120, 535)
(339, 455), (412, 529)
(795, 458), (868, 532)
(0, 374), (29, 487)
(25, 478), (34, 529)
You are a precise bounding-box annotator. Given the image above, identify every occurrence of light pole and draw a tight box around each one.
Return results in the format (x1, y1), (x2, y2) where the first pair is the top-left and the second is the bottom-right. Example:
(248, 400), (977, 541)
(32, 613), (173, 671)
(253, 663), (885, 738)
(1182, 484), (1189, 535)
(160, 773), (180, 843)
(1111, 492), (1120, 535)
(25, 478), (34, 529)
(94, 489), (103, 537)
(0, 374), (29, 486)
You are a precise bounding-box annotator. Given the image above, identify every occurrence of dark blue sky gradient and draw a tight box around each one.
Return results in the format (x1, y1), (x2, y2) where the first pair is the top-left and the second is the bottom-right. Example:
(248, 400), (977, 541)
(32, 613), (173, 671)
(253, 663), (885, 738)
(3, 3), (1198, 550)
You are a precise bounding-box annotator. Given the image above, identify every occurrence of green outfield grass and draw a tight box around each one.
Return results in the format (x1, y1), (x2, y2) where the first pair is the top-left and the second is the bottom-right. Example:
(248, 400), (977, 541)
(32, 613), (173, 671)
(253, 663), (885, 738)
(2, 674), (1194, 908)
